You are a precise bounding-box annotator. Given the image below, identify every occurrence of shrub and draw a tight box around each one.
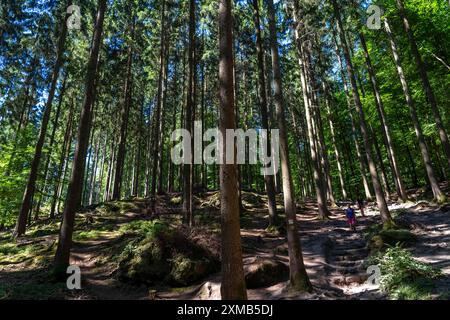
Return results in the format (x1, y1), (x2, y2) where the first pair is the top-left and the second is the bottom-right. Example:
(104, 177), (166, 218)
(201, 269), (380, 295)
(368, 246), (441, 299)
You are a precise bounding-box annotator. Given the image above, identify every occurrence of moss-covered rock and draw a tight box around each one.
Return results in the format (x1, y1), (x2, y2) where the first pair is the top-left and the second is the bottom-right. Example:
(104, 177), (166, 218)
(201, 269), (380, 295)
(117, 221), (219, 287)
(118, 237), (168, 283)
(244, 257), (289, 289)
(369, 235), (385, 250)
(379, 229), (417, 246)
(169, 254), (213, 286)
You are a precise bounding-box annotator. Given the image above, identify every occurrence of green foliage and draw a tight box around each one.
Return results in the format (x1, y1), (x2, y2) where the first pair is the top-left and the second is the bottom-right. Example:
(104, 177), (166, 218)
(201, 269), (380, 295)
(368, 246), (442, 299)
(119, 219), (170, 239)
(72, 229), (105, 241)
(170, 196), (182, 205)
(0, 128), (36, 227)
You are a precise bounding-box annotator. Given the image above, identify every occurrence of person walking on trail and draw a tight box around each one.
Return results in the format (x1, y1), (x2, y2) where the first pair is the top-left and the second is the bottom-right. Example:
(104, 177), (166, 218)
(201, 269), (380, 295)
(357, 198), (366, 217)
(345, 204), (356, 232)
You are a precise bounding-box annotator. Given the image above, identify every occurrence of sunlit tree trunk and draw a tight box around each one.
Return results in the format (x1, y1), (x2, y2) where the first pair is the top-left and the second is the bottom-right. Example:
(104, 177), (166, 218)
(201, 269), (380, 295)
(359, 33), (407, 202)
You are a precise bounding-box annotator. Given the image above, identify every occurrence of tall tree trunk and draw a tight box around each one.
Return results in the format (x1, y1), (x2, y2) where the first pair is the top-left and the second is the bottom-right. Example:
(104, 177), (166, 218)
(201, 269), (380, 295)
(14, 4), (70, 237)
(168, 57), (179, 193)
(251, 0), (278, 226)
(96, 133), (108, 202)
(112, 13), (134, 200)
(88, 134), (101, 205)
(133, 98), (145, 197)
(183, 0), (195, 225)
(218, 0), (247, 300)
(50, 95), (75, 219)
(150, 1), (167, 209)
(384, 17), (445, 202)
(268, 0), (312, 292)
(83, 113), (97, 205)
(53, 0), (107, 275)
(332, 31), (373, 201)
(291, 5), (330, 218)
(158, 44), (170, 194)
(308, 60), (335, 207)
(332, 0), (393, 228)
(359, 33), (407, 202)
(35, 74), (68, 218)
(371, 125), (392, 199)
(396, 0), (450, 171)
(322, 82), (347, 199)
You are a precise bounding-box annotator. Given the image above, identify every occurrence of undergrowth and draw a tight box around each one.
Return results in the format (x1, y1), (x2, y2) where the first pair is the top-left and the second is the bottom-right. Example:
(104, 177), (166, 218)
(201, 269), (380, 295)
(368, 246), (442, 300)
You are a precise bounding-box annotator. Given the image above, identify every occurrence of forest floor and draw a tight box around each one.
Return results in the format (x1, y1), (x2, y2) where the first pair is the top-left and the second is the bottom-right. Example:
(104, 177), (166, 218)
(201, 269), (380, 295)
(0, 184), (449, 300)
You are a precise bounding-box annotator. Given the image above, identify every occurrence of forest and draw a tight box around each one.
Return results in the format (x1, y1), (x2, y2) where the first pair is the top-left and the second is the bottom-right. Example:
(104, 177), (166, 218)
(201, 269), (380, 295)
(0, 0), (449, 301)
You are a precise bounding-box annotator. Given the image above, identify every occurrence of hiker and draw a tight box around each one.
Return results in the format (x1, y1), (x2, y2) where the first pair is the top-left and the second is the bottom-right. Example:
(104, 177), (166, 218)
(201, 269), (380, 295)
(357, 198), (366, 217)
(345, 204), (356, 231)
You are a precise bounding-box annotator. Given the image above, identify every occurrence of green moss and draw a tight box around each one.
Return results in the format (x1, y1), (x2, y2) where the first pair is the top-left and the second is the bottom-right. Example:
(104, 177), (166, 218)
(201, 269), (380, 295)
(0, 242), (21, 256)
(94, 201), (139, 216)
(169, 254), (211, 286)
(170, 196), (182, 205)
(390, 282), (433, 300)
(379, 229), (417, 246)
(382, 218), (397, 230)
(435, 194), (447, 205)
(72, 229), (105, 241)
(119, 220), (169, 238)
(265, 223), (286, 236)
(241, 192), (264, 208)
(117, 223), (219, 287)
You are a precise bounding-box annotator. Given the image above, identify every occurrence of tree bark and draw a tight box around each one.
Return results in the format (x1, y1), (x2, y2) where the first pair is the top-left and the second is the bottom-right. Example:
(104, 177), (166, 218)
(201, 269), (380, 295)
(112, 13), (135, 201)
(331, 30), (373, 201)
(359, 33), (407, 202)
(183, 0), (195, 225)
(218, 0), (247, 300)
(251, 0), (278, 226)
(50, 95), (75, 219)
(322, 82), (347, 199)
(268, 0), (312, 292)
(371, 124), (392, 199)
(53, 0), (107, 275)
(291, 5), (331, 218)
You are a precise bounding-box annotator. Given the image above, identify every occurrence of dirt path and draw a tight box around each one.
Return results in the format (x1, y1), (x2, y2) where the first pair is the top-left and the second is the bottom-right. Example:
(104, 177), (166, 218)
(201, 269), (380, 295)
(155, 203), (386, 300)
